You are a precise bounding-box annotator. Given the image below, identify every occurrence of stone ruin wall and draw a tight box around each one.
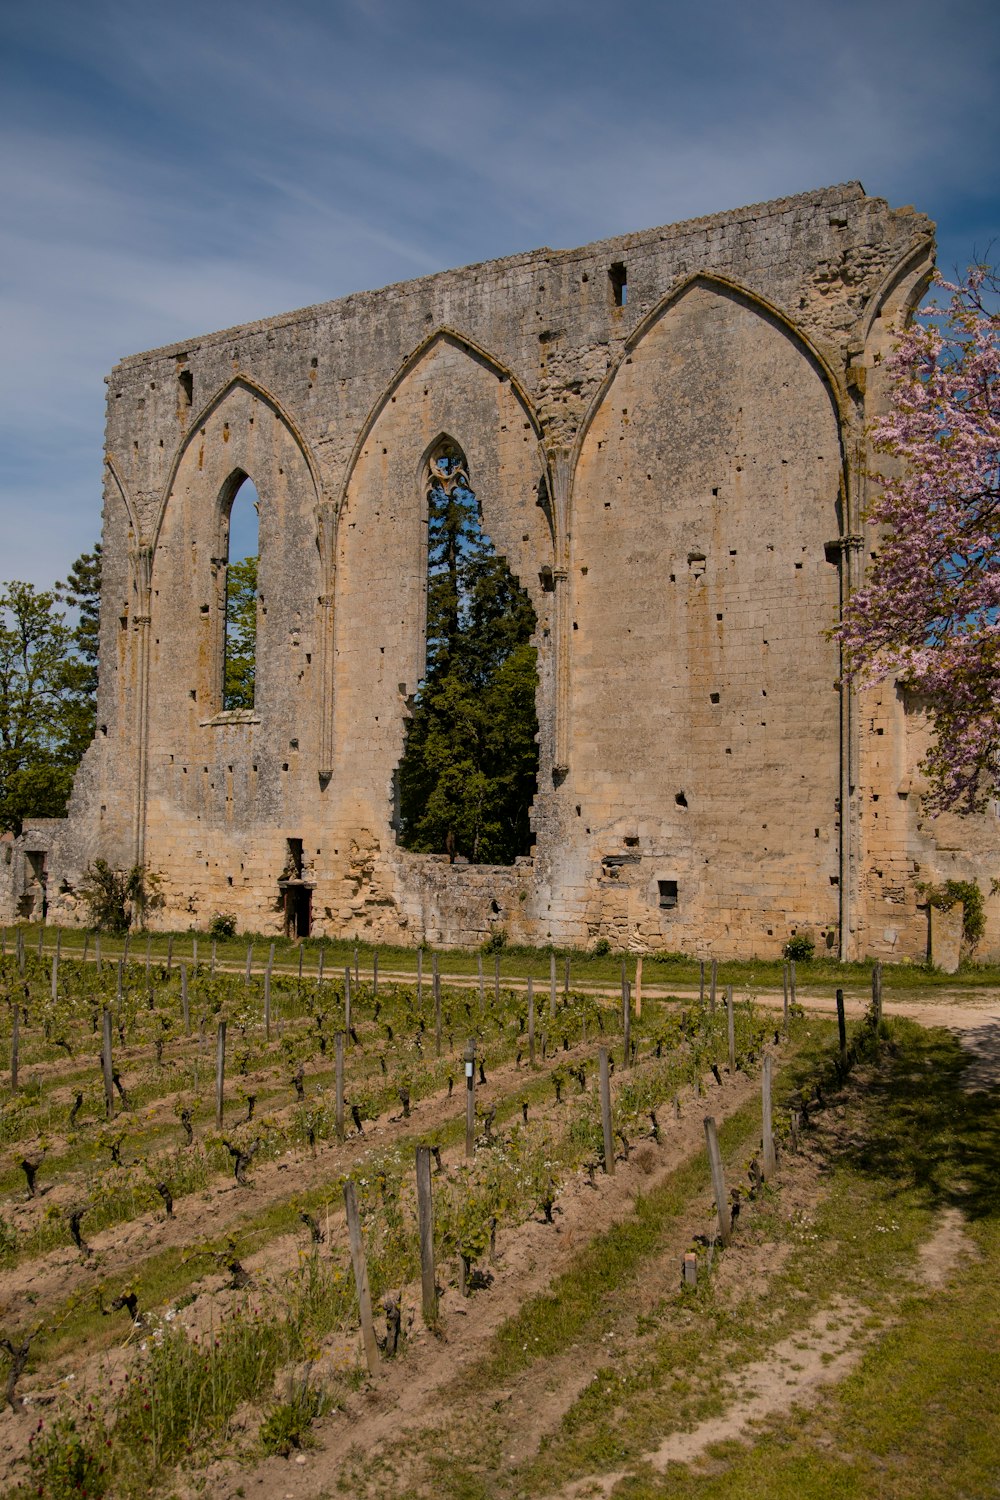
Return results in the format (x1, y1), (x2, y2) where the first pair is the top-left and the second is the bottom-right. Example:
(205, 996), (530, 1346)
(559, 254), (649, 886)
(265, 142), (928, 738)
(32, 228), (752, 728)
(6, 182), (999, 959)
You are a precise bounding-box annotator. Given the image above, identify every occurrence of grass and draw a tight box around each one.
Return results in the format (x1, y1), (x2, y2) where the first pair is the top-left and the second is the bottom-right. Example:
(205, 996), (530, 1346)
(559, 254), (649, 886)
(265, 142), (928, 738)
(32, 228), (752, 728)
(9, 919), (1000, 995)
(604, 1222), (1000, 1499)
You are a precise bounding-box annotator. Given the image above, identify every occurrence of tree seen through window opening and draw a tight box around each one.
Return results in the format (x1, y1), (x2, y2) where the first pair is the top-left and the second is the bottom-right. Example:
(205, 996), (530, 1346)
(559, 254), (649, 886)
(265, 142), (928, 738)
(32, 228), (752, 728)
(397, 444), (539, 864)
(223, 477), (259, 711)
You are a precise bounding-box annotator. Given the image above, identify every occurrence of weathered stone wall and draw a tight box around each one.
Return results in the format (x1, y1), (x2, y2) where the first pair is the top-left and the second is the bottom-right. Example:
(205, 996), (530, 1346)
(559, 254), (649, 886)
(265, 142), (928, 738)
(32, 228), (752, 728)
(7, 181), (995, 957)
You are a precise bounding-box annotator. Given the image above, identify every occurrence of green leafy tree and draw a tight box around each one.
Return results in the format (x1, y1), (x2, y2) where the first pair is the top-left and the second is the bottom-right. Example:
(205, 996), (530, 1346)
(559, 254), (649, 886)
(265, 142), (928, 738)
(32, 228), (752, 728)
(0, 581), (96, 834)
(398, 454), (538, 863)
(224, 554), (258, 710)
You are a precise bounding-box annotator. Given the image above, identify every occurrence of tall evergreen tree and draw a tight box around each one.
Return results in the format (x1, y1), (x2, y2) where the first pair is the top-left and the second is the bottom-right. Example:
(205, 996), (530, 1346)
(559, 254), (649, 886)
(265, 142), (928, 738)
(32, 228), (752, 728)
(224, 554), (258, 710)
(398, 452), (539, 864)
(55, 543), (102, 762)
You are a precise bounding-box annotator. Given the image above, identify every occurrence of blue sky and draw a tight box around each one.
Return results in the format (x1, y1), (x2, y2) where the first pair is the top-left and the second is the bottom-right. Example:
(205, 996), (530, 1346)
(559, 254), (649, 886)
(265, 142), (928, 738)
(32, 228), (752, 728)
(2, 0), (998, 589)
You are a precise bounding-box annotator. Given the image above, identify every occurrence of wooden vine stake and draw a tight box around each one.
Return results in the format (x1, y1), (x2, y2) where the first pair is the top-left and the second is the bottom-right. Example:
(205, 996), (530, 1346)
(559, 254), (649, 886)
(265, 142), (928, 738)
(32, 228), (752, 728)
(51, 952), (58, 1003)
(244, 943), (252, 985)
(564, 954), (571, 997)
(416, 946), (423, 1004)
(836, 987), (847, 1066)
(265, 942), (274, 1026)
(102, 1008), (114, 1119)
(549, 951), (557, 1019)
(433, 955), (442, 1057)
(10, 1004), (19, 1092)
(180, 963), (190, 1035)
(527, 977), (535, 1065)
(343, 1180), (381, 1375)
(782, 962), (789, 1030)
(166, 935), (173, 973)
(599, 1046), (614, 1174)
(344, 967), (352, 1033)
(622, 980), (632, 1067)
(464, 1038), (476, 1159)
(761, 1053), (776, 1179)
(790, 958), (797, 1010)
(373, 947), (379, 997)
(703, 1115), (731, 1245)
(634, 954), (643, 1018)
(699, 959), (705, 1004)
(335, 1030), (345, 1141)
(415, 1145), (437, 1325)
(709, 958), (717, 1014)
(872, 960), (883, 1027)
(215, 1020), (227, 1129)
(726, 984), (736, 1072)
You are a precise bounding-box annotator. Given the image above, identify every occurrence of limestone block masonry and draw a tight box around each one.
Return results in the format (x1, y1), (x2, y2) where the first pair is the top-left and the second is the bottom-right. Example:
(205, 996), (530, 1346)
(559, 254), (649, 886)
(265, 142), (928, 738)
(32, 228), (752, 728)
(9, 183), (1000, 958)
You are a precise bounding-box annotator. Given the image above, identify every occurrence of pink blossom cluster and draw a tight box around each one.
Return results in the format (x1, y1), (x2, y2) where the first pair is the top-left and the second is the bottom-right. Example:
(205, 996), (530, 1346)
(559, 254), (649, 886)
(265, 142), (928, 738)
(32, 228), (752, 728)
(838, 269), (1000, 811)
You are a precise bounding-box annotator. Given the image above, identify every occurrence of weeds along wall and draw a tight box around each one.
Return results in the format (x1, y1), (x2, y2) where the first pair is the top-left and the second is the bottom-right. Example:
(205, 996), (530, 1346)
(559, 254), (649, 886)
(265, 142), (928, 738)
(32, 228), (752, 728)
(10, 182), (1000, 958)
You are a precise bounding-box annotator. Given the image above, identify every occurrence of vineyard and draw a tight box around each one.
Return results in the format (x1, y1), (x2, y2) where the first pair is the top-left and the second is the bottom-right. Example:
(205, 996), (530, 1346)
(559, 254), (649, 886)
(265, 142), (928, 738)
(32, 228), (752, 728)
(0, 934), (780, 1496)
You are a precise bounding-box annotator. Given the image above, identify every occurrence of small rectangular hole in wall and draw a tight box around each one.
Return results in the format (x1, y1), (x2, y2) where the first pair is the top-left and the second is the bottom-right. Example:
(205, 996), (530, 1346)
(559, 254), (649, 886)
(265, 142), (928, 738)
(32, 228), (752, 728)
(178, 369), (193, 406)
(658, 879), (678, 910)
(609, 262), (627, 307)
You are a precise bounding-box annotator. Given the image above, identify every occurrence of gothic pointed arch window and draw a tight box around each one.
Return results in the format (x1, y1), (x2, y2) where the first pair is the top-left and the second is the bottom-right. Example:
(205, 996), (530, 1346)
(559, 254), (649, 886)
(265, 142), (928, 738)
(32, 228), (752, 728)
(221, 473), (259, 710)
(396, 438), (540, 864)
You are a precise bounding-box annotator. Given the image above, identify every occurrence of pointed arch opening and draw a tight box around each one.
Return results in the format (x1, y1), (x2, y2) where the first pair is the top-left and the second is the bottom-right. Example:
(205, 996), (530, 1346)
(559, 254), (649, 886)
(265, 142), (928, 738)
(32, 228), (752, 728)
(395, 437), (540, 864)
(222, 472), (259, 711)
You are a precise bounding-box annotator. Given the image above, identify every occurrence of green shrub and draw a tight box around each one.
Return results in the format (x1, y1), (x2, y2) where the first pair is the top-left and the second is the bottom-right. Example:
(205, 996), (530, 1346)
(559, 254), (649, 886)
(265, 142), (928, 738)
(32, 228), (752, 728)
(592, 937), (612, 957)
(783, 933), (815, 962)
(80, 859), (161, 933)
(259, 1380), (329, 1456)
(481, 926), (507, 954)
(208, 911), (237, 939)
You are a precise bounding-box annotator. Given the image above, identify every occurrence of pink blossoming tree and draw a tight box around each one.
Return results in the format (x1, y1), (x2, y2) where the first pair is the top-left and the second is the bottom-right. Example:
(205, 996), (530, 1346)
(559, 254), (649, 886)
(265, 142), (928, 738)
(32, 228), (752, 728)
(839, 267), (1000, 812)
